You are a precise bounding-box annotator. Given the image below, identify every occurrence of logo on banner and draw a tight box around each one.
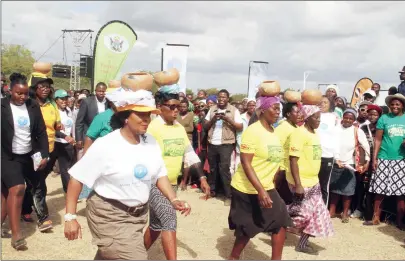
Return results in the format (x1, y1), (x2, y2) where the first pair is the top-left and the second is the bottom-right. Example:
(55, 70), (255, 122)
(104, 34), (129, 53)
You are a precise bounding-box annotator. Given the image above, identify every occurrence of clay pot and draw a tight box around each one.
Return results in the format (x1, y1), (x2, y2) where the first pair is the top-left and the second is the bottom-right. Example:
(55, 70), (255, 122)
(301, 89), (323, 105)
(108, 80), (121, 89)
(33, 62), (52, 74)
(284, 90), (301, 103)
(121, 72), (153, 92)
(258, 80), (281, 97)
(153, 68), (180, 86)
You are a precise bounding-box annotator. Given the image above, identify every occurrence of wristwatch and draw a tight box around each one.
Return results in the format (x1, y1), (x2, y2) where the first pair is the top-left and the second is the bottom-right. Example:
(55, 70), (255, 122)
(64, 213), (77, 222)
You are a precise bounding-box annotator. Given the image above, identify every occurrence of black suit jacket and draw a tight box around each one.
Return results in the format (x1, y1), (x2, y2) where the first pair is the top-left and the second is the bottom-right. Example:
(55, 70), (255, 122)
(75, 96), (107, 142)
(1, 97), (49, 160)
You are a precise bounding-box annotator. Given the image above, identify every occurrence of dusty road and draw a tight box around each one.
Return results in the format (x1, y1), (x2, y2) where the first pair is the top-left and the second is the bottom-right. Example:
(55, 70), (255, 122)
(2, 174), (405, 260)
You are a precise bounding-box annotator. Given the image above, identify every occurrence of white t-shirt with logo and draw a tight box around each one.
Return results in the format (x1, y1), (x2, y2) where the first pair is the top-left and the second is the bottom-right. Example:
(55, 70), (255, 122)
(68, 129), (167, 207)
(10, 103), (32, 154)
(205, 107), (243, 145)
(56, 109), (74, 144)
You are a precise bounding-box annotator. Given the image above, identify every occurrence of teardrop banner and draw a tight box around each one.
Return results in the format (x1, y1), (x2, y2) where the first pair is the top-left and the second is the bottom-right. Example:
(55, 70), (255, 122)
(350, 77), (373, 109)
(91, 20), (137, 92)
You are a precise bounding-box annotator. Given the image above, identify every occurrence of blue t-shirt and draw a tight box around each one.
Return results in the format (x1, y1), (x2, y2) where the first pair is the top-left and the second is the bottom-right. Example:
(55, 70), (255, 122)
(376, 113), (405, 160)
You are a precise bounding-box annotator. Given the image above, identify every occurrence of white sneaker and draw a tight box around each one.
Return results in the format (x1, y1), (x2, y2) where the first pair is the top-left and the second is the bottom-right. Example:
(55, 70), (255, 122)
(350, 210), (363, 218)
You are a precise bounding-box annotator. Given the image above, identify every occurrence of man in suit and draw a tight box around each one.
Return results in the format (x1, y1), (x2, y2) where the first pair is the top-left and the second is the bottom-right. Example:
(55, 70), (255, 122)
(75, 82), (107, 154)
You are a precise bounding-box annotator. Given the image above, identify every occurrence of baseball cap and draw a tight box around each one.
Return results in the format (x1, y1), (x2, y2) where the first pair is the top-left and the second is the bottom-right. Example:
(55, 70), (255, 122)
(54, 89), (68, 99)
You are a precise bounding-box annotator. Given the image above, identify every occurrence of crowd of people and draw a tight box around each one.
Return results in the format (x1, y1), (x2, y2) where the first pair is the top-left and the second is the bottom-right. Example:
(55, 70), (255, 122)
(1, 66), (405, 260)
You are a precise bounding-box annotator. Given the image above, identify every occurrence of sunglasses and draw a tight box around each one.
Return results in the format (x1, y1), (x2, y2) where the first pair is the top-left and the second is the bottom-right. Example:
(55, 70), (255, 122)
(359, 108), (367, 112)
(163, 103), (180, 111)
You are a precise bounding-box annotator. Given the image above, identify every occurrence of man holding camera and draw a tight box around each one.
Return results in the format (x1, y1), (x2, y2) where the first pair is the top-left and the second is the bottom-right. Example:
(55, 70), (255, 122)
(204, 89), (243, 206)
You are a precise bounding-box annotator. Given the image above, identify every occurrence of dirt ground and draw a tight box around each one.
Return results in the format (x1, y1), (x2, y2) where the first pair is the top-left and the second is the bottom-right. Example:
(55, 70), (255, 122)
(2, 174), (405, 260)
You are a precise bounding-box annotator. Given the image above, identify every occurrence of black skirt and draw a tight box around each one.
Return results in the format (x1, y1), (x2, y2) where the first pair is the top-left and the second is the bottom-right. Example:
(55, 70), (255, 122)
(228, 187), (292, 238)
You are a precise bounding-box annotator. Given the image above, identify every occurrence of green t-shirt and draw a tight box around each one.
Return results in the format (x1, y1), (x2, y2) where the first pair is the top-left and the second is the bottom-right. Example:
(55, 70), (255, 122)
(376, 113), (405, 160)
(86, 109), (114, 140)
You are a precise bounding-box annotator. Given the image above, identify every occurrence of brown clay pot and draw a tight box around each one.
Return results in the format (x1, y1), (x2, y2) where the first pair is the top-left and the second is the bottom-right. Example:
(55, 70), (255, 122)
(33, 62), (52, 74)
(301, 89), (323, 105)
(121, 72), (153, 92)
(258, 80), (281, 97)
(108, 80), (121, 89)
(284, 90), (301, 103)
(153, 68), (180, 86)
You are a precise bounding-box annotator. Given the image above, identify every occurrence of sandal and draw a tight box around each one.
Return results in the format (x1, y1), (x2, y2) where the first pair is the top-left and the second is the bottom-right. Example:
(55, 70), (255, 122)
(363, 221), (376, 226)
(38, 220), (53, 232)
(11, 238), (27, 250)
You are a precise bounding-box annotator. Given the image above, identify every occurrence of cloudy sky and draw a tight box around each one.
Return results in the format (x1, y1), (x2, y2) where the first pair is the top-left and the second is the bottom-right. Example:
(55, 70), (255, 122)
(2, 1), (404, 98)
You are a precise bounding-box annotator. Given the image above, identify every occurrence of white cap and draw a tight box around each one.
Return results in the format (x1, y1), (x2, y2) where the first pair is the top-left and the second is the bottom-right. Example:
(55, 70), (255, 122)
(326, 84), (339, 96)
(363, 89), (376, 97)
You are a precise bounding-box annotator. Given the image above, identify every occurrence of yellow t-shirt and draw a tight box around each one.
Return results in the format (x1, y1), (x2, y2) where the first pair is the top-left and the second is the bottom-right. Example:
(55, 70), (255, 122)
(231, 121), (283, 194)
(286, 126), (321, 188)
(275, 120), (297, 172)
(40, 102), (61, 153)
(147, 117), (190, 185)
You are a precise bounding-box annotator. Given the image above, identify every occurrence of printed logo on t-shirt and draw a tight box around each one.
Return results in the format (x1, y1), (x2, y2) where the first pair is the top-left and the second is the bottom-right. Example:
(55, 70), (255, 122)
(313, 145), (322, 160)
(387, 124), (405, 138)
(319, 122), (328, 130)
(163, 138), (185, 157)
(64, 118), (73, 128)
(134, 164), (148, 179)
(17, 116), (29, 128)
(267, 145), (282, 162)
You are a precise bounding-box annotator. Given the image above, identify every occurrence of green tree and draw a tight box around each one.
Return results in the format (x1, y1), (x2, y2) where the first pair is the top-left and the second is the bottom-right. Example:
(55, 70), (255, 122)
(230, 93), (247, 103)
(1, 44), (35, 76)
(205, 88), (219, 96)
(186, 88), (194, 97)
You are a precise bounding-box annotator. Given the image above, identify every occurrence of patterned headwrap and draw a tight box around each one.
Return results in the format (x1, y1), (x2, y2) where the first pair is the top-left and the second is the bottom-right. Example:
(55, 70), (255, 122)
(256, 96), (280, 110)
(159, 83), (180, 94)
(300, 105), (320, 120)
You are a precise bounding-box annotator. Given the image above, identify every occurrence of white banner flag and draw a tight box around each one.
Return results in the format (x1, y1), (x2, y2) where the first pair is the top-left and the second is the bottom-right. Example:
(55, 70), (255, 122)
(247, 62), (269, 100)
(162, 44), (189, 94)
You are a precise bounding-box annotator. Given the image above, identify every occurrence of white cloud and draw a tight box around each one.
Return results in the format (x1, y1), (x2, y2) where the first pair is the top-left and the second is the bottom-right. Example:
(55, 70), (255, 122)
(2, 1), (404, 99)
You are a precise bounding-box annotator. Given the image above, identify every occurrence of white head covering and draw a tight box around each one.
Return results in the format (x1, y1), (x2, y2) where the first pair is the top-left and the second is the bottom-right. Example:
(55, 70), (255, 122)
(326, 84), (339, 96)
(106, 88), (159, 113)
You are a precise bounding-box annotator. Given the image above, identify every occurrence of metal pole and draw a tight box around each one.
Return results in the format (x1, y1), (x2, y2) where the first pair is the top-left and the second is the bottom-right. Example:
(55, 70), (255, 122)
(247, 61), (252, 96)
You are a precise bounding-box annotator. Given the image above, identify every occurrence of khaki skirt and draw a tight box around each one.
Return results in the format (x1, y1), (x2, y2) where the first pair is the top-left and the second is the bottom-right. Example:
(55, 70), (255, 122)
(86, 192), (149, 260)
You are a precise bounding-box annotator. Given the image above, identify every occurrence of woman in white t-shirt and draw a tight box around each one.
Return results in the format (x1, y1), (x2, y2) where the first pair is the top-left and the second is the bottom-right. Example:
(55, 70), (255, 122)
(64, 89), (191, 260)
(53, 89), (76, 193)
(317, 95), (340, 205)
(1, 73), (49, 250)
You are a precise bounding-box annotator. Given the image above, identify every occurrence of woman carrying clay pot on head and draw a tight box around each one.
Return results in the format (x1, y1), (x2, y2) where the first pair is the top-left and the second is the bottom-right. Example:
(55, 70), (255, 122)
(274, 101), (301, 204)
(144, 84), (211, 260)
(369, 93), (405, 230)
(286, 104), (334, 255)
(228, 96), (292, 260)
(64, 88), (191, 260)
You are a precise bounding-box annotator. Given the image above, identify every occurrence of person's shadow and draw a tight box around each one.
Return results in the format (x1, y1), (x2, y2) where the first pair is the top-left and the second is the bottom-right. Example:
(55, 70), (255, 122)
(3, 177), (68, 242)
(216, 228), (272, 260)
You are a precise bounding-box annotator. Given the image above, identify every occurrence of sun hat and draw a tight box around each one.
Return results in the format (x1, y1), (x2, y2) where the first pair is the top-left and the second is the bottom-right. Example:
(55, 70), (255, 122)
(106, 88), (160, 114)
(385, 93), (405, 107)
